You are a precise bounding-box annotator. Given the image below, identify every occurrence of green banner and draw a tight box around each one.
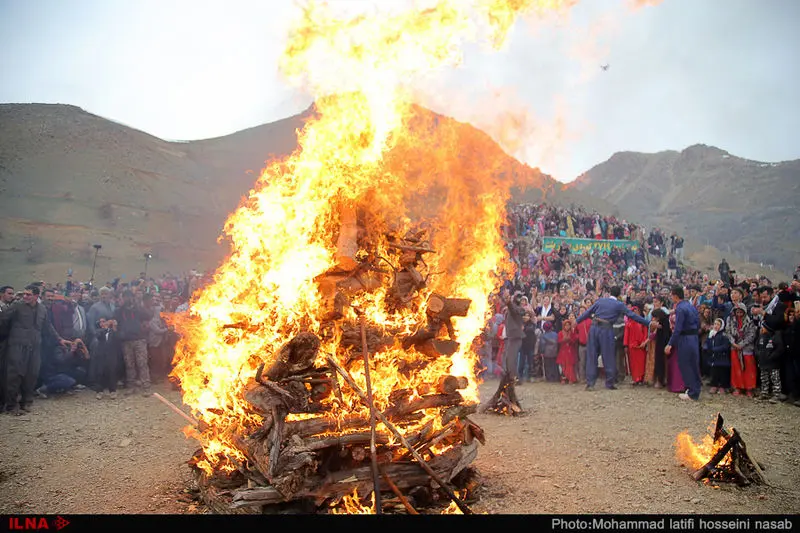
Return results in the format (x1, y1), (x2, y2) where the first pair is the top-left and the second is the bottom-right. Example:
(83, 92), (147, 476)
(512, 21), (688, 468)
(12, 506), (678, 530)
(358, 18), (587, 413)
(542, 237), (639, 254)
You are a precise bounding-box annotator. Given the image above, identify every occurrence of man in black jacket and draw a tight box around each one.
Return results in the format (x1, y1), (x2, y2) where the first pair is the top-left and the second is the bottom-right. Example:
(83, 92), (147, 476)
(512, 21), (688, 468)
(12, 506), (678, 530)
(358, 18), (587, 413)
(1, 285), (69, 414)
(114, 290), (153, 396)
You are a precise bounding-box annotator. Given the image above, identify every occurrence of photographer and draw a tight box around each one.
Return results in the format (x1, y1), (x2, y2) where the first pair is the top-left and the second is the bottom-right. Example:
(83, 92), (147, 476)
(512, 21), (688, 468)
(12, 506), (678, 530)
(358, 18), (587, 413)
(482, 290), (527, 413)
(503, 291), (527, 382)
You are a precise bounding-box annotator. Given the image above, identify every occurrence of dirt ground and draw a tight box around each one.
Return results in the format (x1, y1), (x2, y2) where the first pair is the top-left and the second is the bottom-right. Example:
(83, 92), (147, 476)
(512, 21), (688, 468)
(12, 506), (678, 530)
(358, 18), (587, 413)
(1, 378), (799, 515)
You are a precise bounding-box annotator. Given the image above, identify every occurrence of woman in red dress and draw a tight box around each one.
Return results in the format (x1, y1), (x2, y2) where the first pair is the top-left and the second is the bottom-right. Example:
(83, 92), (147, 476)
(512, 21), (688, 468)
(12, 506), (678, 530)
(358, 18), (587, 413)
(557, 319), (579, 384)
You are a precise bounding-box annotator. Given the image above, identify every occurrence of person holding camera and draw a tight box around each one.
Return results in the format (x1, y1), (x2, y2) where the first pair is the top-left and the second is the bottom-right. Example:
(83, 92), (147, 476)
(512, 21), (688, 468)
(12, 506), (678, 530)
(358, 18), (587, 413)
(502, 291), (527, 382)
(482, 290), (527, 413)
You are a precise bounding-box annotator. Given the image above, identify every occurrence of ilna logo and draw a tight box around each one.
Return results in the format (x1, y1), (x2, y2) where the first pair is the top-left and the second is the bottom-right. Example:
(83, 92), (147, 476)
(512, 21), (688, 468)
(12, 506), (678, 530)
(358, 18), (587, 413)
(7, 516), (70, 531)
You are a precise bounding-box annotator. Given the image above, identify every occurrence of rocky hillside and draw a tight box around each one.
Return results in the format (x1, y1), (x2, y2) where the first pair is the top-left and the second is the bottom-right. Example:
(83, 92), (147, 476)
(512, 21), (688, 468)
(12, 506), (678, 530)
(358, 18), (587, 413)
(570, 144), (800, 275)
(0, 103), (613, 287)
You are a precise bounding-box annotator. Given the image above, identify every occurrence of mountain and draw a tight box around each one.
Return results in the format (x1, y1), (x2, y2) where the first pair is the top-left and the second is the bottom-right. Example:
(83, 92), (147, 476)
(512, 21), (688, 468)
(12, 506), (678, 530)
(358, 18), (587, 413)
(570, 144), (800, 275)
(0, 102), (613, 287)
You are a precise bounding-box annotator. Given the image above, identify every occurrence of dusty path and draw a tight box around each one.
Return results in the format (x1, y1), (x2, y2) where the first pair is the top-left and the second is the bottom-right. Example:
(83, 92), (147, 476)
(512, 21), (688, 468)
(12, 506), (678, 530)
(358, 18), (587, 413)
(1, 379), (798, 515)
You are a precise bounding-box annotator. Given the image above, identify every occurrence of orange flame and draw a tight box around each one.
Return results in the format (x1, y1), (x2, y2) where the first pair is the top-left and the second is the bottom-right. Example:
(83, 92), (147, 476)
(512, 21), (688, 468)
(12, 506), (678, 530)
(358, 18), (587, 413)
(331, 489), (375, 515)
(674, 417), (730, 472)
(171, 0), (576, 474)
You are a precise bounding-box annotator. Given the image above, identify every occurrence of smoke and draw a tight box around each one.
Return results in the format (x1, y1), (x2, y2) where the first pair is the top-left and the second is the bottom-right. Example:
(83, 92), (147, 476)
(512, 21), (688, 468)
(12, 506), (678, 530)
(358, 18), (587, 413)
(627, 0), (664, 9)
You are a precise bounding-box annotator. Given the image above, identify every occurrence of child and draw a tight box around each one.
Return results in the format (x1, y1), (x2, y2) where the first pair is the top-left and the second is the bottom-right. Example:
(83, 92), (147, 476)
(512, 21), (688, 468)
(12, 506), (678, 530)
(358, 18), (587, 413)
(539, 322), (559, 382)
(623, 303), (649, 385)
(94, 318), (120, 400)
(704, 318), (731, 394)
(556, 319), (578, 384)
(755, 318), (785, 403)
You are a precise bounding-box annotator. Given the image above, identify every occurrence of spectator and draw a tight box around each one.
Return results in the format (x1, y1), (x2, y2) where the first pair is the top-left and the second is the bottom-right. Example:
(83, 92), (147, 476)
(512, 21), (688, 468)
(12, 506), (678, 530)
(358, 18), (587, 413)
(87, 287), (118, 390)
(517, 312), (537, 383)
(145, 293), (171, 383)
(755, 316), (785, 403)
(539, 322), (559, 382)
(114, 289), (154, 397)
(556, 319), (578, 384)
(0, 284), (69, 415)
(727, 303), (757, 398)
(93, 318), (120, 400)
(704, 318), (731, 394)
(718, 258), (731, 285)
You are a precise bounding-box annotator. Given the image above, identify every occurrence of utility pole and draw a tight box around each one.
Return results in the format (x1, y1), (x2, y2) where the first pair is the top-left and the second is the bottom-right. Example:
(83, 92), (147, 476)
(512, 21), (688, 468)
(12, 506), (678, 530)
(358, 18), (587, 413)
(90, 244), (102, 286)
(144, 253), (153, 279)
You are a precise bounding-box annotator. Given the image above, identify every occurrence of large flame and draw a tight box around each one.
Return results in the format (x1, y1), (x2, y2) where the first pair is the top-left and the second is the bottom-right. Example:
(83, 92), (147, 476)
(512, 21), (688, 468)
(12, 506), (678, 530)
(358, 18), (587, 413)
(171, 0), (575, 475)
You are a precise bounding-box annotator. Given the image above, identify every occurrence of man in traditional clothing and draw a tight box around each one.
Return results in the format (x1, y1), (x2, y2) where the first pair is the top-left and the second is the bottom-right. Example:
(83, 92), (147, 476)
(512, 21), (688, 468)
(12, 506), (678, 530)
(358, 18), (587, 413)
(576, 286), (651, 390)
(665, 285), (702, 401)
(1, 284), (70, 415)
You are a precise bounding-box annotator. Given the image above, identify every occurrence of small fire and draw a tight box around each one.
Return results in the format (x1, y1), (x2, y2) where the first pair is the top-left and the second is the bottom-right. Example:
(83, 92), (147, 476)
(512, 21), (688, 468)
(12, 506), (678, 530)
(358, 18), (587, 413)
(169, 0), (577, 479)
(674, 417), (731, 471)
(331, 489), (375, 515)
(675, 431), (720, 471)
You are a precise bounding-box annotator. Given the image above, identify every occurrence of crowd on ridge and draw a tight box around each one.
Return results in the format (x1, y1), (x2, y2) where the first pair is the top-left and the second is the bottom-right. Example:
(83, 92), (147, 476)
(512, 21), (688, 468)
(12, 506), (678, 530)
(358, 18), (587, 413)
(1, 202), (799, 416)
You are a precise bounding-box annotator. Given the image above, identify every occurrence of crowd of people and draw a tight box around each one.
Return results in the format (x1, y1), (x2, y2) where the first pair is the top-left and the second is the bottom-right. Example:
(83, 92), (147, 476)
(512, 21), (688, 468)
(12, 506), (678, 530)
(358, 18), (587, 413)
(481, 202), (800, 407)
(2, 201), (798, 416)
(0, 271), (206, 415)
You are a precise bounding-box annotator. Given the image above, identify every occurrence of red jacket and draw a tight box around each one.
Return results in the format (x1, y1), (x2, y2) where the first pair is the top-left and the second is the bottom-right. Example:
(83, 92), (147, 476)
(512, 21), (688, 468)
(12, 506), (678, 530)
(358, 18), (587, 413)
(624, 317), (648, 349)
(576, 319), (591, 345)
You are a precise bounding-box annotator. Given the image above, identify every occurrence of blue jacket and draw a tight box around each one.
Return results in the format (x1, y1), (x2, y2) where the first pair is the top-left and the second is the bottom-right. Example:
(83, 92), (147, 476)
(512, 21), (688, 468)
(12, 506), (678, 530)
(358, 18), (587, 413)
(703, 332), (731, 366)
(668, 300), (700, 347)
(711, 297), (732, 320)
(576, 297), (650, 327)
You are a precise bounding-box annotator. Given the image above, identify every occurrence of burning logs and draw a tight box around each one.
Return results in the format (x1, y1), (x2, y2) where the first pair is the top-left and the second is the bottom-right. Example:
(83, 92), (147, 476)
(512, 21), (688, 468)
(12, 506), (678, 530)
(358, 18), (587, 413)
(192, 327), (483, 513)
(481, 373), (524, 416)
(188, 211), (485, 514)
(685, 413), (767, 486)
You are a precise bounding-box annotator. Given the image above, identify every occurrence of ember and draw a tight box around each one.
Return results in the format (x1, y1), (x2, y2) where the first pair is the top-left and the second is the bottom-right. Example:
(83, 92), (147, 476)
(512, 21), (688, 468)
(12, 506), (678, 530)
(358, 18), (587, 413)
(676, 413), (767, 487)
(168, 0), (575, 515)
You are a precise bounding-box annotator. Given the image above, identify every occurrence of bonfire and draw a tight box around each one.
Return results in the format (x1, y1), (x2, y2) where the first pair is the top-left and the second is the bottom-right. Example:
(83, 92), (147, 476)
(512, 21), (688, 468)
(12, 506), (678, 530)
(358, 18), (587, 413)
(675, 413), (767, 487)
(166, 0), (576, 514)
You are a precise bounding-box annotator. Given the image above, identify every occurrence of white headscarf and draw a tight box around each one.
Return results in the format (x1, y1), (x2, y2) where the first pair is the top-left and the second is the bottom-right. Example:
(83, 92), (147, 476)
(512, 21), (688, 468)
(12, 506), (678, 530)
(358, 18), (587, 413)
(709, 318), (725, 338)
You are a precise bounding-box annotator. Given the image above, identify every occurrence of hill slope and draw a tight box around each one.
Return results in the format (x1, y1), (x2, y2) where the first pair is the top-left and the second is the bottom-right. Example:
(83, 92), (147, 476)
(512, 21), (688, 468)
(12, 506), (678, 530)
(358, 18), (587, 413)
(0, 103), (612, 287)
(570, 144), (800, 275)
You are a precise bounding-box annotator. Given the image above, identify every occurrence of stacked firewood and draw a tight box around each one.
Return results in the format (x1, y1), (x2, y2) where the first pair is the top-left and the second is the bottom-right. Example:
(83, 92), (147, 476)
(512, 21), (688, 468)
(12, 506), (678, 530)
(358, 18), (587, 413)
(690, 413), (767, 486)
(190, 209), (486, 514)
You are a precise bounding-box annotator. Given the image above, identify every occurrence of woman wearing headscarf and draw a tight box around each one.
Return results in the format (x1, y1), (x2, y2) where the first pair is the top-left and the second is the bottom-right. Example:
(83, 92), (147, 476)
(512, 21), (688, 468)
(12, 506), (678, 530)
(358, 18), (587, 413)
(539, 322), (560, 382)
(556, 319), (578, 384)
(666, 311), (686, 393)
(726, 303), (757, 397)
(704, 318), (731, 394)
(698, 304), (714, 377)
(624, 302), (649, 385)
(645, 308), (671, 388)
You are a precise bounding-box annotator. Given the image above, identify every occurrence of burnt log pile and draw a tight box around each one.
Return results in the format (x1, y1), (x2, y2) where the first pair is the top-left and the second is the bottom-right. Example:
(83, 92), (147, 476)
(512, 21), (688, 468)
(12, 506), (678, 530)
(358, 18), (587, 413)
(690, 413), (768, 486)
(190, 215), (485, 514)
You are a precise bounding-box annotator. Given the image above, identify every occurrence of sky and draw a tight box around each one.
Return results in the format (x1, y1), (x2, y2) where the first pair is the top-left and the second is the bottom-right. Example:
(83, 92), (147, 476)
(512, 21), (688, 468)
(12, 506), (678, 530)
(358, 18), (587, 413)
(1, 0), (798, 182)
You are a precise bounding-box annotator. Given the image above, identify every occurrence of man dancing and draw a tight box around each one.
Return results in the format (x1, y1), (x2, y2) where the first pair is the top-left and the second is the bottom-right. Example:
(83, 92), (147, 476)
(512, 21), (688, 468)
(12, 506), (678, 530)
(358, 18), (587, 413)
(576, 286), (651, 390)
(665, 285), (702, 401)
